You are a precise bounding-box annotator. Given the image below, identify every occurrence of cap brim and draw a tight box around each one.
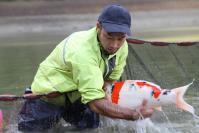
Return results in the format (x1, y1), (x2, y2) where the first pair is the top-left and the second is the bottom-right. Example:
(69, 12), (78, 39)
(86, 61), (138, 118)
(101, 22), (131, 36)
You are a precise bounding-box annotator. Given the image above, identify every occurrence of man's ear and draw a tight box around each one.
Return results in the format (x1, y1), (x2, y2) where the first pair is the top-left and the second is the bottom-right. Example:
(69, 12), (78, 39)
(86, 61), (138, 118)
(96, 21), (101, 29)
(96, 21), (102, 33)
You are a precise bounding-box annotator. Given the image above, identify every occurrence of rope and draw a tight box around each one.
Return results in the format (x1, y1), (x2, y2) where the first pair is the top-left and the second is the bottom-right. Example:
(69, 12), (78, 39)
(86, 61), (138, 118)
(0, 92), (62, 101)
(126, 38), (198, 46)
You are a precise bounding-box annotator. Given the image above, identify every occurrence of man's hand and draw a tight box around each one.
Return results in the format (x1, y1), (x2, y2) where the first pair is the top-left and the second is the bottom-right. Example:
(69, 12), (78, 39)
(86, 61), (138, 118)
(132, 100), (154, 120)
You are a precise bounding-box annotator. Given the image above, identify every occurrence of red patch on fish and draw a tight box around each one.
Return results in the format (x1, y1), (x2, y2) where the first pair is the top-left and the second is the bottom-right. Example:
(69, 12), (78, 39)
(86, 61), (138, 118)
(111, 81), (124, 104)
(135, 81), (161, 98)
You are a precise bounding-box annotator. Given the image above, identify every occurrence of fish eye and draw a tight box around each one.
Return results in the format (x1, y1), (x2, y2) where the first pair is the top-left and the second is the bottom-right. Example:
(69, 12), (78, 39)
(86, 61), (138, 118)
(163, 90), (171, 95)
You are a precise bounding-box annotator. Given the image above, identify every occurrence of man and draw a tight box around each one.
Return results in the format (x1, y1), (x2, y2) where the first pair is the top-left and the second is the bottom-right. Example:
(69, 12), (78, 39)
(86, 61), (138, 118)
(18, 4), (154, 131)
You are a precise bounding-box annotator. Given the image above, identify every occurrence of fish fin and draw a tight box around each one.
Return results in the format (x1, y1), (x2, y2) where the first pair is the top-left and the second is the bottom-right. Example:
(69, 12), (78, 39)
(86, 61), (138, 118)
(154, 106), (162, 111)
(172, 81), (195, 114)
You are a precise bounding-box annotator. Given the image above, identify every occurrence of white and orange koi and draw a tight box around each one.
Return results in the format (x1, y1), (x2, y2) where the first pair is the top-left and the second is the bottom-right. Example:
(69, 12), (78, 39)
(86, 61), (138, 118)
(107, 80), (196, 116)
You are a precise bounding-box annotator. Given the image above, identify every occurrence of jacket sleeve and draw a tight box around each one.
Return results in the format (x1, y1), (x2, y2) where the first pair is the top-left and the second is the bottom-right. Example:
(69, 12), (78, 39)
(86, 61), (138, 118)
(71, 52), (106, 104)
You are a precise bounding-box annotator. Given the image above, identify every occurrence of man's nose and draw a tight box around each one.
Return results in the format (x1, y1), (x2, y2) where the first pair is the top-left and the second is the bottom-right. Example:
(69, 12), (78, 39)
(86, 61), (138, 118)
(110, 40), (119, 48)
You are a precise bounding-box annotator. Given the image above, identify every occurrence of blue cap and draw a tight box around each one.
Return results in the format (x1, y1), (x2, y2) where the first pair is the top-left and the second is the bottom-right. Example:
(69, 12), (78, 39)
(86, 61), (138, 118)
(98, 5), (131, 35)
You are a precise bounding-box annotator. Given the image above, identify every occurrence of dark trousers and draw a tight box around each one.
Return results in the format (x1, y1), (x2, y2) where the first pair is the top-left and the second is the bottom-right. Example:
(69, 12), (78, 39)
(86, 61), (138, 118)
(18, 90), (99, 132)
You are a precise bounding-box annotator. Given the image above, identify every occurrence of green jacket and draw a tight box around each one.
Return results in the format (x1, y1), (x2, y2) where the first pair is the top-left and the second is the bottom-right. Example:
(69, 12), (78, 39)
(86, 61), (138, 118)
(31, 27), (128, 106)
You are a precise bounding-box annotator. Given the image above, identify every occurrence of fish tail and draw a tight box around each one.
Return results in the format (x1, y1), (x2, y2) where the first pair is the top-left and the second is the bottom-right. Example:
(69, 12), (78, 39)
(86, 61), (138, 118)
(172, 81), (195, 114)
(0, 109), (3, 132)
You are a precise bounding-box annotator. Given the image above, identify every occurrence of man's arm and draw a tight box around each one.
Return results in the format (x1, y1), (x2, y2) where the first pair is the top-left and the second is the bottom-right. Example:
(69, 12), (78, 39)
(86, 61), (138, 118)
(88, 98), (154, 121)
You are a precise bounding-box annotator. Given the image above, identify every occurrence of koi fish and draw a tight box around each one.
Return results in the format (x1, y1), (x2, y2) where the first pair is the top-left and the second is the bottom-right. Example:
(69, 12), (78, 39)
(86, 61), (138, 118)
(107, 80), (196, 115)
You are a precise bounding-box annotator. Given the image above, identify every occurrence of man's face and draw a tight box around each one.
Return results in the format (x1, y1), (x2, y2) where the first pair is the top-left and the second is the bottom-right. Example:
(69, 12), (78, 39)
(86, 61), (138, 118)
(97, 24), (126, 55)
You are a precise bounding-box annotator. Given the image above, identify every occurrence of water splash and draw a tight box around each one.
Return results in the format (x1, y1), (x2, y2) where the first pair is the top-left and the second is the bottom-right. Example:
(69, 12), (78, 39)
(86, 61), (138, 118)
(99, 114), (177, 133)
(135, 109), (161, 133)
(135, 118), (161, 133)
(99, 108), (193, 133)
(161, 111), (176, 132)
